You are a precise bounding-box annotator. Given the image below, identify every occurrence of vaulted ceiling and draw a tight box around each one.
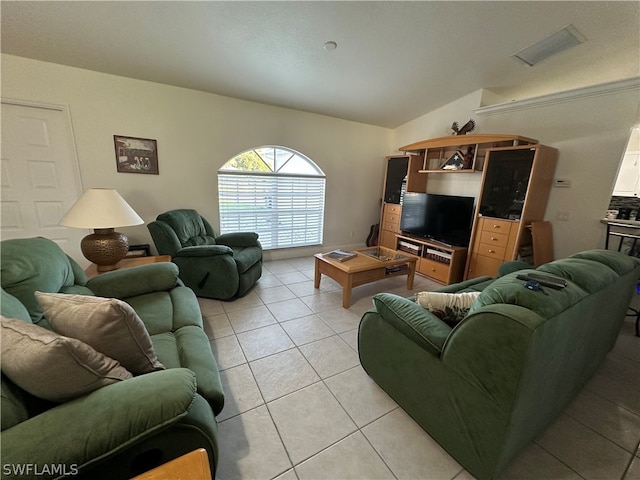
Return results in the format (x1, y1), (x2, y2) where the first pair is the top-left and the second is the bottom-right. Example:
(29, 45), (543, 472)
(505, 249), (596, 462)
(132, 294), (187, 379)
(2, 1), (639, 128)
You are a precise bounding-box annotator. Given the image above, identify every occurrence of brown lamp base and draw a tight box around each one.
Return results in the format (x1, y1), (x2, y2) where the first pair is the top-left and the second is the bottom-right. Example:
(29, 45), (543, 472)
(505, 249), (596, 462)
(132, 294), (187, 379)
(81, 228), (129, 272)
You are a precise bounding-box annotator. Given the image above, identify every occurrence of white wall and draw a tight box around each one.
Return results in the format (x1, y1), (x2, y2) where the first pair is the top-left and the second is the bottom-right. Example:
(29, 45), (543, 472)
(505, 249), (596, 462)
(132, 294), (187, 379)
(395, 84), (640, 259)
(1, 54), (394, 261)
(4, 53), (639, 263)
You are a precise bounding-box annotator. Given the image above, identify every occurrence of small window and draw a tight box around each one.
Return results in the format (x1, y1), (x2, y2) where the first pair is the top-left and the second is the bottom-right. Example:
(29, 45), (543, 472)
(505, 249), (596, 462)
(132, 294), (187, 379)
(218, 146), (326, 250)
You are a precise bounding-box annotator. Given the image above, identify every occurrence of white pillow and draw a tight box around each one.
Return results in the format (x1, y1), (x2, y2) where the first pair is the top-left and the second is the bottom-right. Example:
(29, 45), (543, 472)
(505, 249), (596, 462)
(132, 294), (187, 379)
(415, 291), (480, 324)
(35, 292), (164, 374)
(1, 316), (131, 403)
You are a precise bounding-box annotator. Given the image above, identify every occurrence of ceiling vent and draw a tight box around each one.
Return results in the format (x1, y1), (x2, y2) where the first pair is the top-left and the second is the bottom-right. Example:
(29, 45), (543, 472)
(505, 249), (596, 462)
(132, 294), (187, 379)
(512, 25), (586, 67)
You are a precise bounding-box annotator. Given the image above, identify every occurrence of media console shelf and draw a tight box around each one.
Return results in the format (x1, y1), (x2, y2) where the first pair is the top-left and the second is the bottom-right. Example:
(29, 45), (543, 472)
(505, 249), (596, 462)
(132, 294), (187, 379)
(399, 134), (538, 173)
(395, 234), (467, 284)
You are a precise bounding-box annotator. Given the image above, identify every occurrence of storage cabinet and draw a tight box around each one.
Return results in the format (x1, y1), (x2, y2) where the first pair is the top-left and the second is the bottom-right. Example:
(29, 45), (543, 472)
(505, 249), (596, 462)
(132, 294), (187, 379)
(380, 203), (402, 249)
(378, 153), (426, 249)
(396, 234), (466, 284)
(376, 134), (555, 282)
(465, 144), (558, 279)
(466, 217), (518, 279)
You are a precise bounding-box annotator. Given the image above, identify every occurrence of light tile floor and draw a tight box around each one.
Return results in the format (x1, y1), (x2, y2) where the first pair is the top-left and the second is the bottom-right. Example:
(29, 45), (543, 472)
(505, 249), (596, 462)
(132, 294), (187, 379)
(198, 256), (640, 480)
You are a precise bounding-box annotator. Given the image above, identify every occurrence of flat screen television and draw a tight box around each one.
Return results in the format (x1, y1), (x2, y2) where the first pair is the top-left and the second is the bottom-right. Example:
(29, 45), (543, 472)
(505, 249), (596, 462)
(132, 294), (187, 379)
(400, 193), (475, 247)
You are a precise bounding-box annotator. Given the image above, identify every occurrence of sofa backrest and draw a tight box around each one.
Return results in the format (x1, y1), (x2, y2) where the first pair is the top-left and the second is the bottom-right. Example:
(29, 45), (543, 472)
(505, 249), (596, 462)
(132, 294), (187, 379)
(1, 289), (57, 431)
(443, 249), (639, 474)
(156, 209), (217, 246)
(0, 237), (91, 324)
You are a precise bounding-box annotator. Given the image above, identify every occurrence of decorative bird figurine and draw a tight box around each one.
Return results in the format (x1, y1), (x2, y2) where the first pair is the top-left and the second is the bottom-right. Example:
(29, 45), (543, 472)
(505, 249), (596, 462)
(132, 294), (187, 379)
(451, 119), (476, 135)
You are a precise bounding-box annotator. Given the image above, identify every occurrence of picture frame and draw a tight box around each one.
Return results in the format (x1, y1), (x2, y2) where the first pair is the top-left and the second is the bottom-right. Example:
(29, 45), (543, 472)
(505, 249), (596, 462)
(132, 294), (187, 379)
(114, 135), (159, 174)
(126, 244), (151, 258)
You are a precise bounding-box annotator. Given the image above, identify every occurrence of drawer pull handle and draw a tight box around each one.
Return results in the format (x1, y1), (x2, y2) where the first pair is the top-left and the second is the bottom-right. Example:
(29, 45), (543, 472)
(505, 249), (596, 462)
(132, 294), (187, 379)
(489, 249), (495, 253)
(491, 237), (497, 241)
(493, 225), (500, 229)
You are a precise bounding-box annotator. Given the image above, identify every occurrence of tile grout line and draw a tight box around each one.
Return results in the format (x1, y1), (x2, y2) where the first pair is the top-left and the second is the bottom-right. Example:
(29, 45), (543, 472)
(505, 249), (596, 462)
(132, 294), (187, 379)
(561, 394), (640, 455)
(620, 437), (640, 480)
(217, 258), (410, 478)
(532, 439), (588, 480)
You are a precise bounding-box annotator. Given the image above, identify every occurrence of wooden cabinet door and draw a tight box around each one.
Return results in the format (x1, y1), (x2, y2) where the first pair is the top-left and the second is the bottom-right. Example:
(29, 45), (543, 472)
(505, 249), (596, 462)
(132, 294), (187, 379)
(379, 229), (398, 249)
(467, 254), (503, 279)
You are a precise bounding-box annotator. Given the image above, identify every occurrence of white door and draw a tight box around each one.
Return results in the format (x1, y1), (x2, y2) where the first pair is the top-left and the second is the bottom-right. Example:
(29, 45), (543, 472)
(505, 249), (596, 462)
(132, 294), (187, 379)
(1, 101), (86, 264)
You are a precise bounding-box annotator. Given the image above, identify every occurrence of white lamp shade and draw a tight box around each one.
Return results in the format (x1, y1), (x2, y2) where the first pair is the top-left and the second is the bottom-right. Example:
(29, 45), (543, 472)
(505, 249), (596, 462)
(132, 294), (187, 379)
(61, 188), (144, 229)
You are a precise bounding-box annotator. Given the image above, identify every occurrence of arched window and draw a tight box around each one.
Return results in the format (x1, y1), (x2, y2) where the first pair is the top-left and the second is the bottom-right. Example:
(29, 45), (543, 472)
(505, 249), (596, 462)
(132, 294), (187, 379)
(218, 146), (326, 250)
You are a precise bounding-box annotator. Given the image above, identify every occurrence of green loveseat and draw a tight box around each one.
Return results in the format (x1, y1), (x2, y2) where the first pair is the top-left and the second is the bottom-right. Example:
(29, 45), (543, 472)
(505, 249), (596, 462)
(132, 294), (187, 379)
(147, 209), (263, 300)
(359, 249), (639, 480)
(1, 237), (224, 479)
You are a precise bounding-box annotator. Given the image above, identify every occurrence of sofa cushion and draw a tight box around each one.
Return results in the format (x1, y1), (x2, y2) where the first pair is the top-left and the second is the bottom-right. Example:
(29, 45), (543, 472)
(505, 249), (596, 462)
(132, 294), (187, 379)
(232, 246), (263, 273)
(0, 237), (77, 323)
(538, 258), (622, 294)
(157, 210), (207, 245)
(35, 292), (165, 374)
(184, 235), (217, 246)
(1, 288), (32, 323)
(1, 374), (30, 430)
(571, 249), (640, 276)
(468, 268), (587, 319)
(415, 291), (480, 325)
(1, 316), (131, 403)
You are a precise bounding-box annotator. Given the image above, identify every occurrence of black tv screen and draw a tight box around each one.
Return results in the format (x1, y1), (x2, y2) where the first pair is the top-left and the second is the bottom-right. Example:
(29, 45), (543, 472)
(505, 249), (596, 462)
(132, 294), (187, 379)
(400, 193), (475, 247)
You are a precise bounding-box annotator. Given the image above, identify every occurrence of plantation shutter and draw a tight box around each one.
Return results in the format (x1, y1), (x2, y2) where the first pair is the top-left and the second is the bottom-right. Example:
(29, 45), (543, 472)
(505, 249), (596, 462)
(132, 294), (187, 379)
(218, 172), (325, 250)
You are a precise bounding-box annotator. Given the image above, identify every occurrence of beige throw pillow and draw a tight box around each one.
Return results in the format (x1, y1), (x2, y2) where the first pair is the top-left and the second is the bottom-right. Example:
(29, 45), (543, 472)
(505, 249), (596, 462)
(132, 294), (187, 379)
(415, 291), (481, 325)
(35, 292), (164, 374)
(1, 316), (131, 403)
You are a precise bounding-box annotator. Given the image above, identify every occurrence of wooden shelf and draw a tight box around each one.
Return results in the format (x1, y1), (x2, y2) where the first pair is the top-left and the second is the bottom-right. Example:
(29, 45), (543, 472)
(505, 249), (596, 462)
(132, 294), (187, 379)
(399, 134), (538, 152)
(396, 234), (467, 285)
(418, 169), (478, 174)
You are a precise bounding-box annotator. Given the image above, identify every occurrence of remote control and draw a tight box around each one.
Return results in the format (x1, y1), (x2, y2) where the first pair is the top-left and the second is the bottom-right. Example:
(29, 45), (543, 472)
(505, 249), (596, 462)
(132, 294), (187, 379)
(516, 274), (567, 290)
(526, 273), (568, 288)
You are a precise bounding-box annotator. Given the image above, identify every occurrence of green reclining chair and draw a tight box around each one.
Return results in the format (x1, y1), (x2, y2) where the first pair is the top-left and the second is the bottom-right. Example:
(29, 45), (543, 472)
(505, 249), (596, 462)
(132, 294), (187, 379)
(148, 209), (263, 300)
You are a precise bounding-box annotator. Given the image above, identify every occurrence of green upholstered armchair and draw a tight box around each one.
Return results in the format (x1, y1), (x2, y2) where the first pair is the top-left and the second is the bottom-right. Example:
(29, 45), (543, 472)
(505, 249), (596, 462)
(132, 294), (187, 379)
(147, 209), (263, 300)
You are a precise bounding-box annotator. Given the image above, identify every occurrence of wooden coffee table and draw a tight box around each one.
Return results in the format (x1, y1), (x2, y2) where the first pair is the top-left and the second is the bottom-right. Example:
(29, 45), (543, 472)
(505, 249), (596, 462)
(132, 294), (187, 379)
(314, 246), (417, 308)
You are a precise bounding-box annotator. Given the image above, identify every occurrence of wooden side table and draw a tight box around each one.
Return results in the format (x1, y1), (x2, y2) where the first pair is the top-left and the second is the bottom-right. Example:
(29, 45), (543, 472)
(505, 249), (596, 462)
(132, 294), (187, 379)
(84, 255), (171, 280)
(131, 448), (211, 480)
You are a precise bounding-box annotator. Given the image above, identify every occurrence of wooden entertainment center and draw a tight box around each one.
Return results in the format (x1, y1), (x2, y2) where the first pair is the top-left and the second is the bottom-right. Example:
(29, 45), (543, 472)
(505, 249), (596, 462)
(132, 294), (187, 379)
(378, 134), (557, 285)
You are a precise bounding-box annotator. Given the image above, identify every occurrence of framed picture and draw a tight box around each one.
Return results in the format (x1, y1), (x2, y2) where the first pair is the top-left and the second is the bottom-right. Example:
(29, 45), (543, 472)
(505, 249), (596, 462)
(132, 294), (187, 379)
(114, 135), (159, 174)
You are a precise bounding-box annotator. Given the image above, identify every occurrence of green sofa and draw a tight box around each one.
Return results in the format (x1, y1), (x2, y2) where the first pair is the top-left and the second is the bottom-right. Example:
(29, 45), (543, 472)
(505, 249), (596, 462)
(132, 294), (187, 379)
(359, 249), (639, 480)
(1, 237), (224, 479)
(148, 209), (263, 301)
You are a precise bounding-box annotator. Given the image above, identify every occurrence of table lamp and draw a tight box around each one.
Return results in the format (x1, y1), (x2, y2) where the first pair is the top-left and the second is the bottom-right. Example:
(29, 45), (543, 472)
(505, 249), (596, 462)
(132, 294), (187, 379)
(60, 188), (144, 272)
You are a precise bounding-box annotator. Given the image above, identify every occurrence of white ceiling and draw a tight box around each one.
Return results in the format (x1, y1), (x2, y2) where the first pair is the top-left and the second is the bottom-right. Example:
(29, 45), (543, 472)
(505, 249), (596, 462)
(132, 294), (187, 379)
(2, 1), (639, 128)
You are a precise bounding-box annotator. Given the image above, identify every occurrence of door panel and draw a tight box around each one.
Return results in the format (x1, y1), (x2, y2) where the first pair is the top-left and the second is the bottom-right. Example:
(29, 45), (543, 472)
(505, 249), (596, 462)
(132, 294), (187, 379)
(1, 102), (85, 264)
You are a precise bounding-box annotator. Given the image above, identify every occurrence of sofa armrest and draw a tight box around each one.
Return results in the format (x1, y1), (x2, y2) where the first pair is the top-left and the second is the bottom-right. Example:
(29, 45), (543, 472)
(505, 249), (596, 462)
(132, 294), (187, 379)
(372, 293), (452, 356)
(175, 245), (233, 257)
(0, 369), (197, 474)
(87, 263), (180, 299)
(215, 232), (260, 248)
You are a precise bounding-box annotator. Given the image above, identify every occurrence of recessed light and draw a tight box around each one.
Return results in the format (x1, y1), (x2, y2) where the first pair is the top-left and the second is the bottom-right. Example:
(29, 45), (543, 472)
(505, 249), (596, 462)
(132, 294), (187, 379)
(323, 41), (338, 52)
